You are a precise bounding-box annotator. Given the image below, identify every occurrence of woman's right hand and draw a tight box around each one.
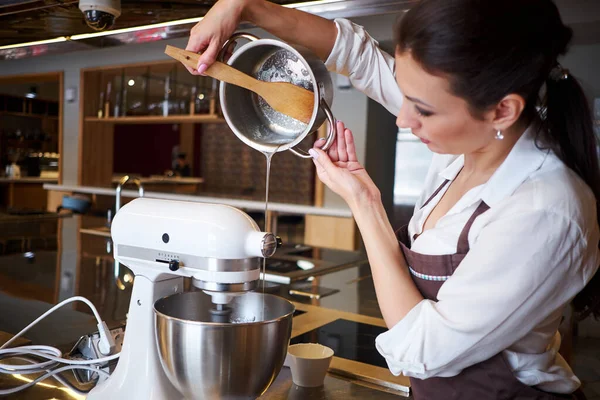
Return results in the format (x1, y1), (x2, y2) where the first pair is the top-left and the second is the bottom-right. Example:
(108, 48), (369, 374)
(185, 0), (249, 75)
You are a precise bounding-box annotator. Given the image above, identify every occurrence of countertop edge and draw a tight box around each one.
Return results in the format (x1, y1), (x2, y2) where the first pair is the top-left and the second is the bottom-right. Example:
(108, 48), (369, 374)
(110, 177), (205, 184)
(44, 184), (354, 218)
(0, 178), (58, 183)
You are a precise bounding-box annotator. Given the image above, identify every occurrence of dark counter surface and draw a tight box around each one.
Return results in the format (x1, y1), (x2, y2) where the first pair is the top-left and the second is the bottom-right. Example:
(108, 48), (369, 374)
(0, 215), (407, 399)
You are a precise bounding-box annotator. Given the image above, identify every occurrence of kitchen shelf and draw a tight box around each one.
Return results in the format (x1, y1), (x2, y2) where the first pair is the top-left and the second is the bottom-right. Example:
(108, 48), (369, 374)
(0, 111), (58, 120)
(5, 138), (54, 143)
(80, 226), (111, 238)
(84, 114), (225, 124)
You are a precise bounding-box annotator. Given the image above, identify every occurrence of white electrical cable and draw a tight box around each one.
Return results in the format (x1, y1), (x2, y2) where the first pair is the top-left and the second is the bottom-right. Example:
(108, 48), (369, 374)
(1, 355), (100, 396)
(0, 347), (120, 367)
(0, 364), (110, 396)
(0, 296), (121, 395)
(0, 345), (59, 372)
(1, 296), (102, 350)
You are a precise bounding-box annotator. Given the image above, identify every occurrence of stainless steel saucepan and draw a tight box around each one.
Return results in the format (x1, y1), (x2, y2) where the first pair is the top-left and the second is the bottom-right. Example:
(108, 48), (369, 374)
(219, 33), (336, 158)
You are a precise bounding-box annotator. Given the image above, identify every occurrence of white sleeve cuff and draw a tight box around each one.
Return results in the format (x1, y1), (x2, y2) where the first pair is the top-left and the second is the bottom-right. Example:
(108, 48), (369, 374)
(375, 299), (428, 377)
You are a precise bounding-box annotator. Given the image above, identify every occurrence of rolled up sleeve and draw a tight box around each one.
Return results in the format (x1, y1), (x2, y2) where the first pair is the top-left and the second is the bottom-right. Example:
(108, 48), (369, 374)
(375, 209), (598, 379)
(325, 18), (403, 115)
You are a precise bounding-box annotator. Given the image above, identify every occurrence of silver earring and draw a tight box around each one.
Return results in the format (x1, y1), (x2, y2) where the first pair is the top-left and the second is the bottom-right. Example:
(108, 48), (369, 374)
(495, 130), (504, 140)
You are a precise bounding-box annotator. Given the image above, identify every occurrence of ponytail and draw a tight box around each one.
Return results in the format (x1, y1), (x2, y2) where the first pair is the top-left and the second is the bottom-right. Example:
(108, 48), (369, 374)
(541, 71), (600, 320)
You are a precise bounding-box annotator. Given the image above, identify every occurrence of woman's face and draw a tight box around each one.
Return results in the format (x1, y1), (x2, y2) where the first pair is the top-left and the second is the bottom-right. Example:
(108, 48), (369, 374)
(394, 51), (495, 155)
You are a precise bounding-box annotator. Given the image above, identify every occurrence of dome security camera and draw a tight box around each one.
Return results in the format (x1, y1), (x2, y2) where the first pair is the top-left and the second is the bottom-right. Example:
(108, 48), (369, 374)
(79, 0), (121, 31)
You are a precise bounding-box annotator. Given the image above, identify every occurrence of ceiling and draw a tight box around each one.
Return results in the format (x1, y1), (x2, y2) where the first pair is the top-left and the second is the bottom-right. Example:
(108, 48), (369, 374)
(0, 0), (597, 61)
(554, 0), (600, 46)
(0, 0), (417, 60)
(0, 0), (295, 46)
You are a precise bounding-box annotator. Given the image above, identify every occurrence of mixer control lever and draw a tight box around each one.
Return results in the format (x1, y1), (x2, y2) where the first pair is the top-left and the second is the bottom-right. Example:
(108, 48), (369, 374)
(168, 260), (180, 272)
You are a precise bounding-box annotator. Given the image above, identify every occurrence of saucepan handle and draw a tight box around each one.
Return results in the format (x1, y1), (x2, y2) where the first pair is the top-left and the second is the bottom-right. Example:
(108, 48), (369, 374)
(218, 32), (260, 62)
(289, 98), (336, 159)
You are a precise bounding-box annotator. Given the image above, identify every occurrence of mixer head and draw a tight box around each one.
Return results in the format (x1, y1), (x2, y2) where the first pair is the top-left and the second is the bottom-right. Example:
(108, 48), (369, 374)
(110, 198), (280, 309)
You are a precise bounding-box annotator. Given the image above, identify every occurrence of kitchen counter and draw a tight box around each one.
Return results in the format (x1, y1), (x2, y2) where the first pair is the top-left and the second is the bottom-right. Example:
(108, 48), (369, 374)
(0, 358), (407, 400)
(44, 184), (353, 218)
(0, 177), (58, 183)
(0, 296), (405, 400)
(263, 368), (407, 399)
(111, 176), (204, 184)
(111, 176), (204, 195)
(0, 215), (407, 399)
(0, 209), (69, 222)
(0, 178), (58, 210)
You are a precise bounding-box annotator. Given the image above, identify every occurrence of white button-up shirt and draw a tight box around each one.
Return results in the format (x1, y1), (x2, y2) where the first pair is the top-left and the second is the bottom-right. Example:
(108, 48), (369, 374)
(325, 18), (600, 393)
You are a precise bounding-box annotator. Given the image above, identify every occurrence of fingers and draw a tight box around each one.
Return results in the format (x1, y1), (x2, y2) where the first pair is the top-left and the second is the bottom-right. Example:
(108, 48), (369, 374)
(185, 27), (204, 53)
(185, 35), (207, 75)
(310, 147), (338, 170)
(328, 132), (339, 162)
(308, 147), (327, 183)
(345, 128), (358, 162)
(336, 121), (348, 163)
(184, 32), (221, 75)
(308, 147), (336, 185)
(197, 39), (221, 74)
(313, 137), (326, 149)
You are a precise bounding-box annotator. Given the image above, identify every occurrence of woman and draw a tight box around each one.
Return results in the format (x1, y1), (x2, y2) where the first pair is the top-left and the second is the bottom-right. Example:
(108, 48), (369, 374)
(187, 0), (600, 398)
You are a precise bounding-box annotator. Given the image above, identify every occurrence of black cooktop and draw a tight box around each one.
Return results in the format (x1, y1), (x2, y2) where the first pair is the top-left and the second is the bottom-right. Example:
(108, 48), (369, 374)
(290, 318), (388, 369)
(273, 244), (365, 264)
(265, 259), (305, 273)
(292, 309), (306, 317)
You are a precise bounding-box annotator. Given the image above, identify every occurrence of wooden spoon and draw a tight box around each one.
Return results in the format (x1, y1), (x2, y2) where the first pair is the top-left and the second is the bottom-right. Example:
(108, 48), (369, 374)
(165, 45), (315, 124)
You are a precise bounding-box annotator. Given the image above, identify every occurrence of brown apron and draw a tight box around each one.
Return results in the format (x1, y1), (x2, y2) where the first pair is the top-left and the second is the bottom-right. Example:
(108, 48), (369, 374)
(396, 180), (586, 400)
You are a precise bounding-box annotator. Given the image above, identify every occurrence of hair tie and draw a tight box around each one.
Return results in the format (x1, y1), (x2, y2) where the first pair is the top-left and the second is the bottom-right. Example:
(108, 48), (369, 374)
(549, 64), (570, 81)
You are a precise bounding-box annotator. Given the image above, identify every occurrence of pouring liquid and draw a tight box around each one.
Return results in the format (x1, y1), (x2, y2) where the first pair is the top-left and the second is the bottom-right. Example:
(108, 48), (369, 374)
(261, 151), (275, 320)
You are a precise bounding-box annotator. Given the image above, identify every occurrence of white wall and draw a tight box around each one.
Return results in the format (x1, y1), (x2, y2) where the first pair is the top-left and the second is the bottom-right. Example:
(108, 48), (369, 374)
(324, 82), (369, 209)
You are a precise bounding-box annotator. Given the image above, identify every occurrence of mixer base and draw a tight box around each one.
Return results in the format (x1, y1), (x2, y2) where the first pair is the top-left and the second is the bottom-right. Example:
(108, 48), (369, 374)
(87, 275), (184, 400)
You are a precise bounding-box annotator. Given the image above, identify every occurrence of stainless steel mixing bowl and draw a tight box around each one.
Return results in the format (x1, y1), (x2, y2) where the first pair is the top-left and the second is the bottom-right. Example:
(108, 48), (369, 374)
(154, 291), (295, 400)
(219, 34), (336, 158)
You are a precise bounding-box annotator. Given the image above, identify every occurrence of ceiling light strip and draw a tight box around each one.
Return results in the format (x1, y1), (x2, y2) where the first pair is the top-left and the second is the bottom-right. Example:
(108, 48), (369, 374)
(0, 36), (67, 50)
(70, 16), (204, 40)
(283, 0), (344, 7)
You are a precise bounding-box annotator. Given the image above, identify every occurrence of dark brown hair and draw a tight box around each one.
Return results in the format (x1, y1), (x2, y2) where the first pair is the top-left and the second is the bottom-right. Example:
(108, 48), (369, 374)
(396, 0), (600, 320)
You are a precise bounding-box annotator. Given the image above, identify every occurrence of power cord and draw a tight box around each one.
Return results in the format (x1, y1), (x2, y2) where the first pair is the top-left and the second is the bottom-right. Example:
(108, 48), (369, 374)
(0, 296), (120, 395)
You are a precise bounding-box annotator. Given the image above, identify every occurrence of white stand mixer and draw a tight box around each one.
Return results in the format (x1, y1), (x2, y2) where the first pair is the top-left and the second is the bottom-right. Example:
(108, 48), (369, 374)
(87, 198), (279, 400)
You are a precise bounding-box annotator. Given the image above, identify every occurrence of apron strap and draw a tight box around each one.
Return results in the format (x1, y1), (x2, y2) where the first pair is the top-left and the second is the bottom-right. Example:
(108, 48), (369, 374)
(412, 179), (451, 241)
(421, 179), (450, 209)
(456, 201), (491, 254)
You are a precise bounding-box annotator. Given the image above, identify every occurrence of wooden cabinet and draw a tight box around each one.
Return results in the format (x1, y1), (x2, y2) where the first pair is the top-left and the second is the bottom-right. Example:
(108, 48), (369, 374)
(79, 60), (225, 188)
(81, 61), (220, 123)
(0, 94), (60, 173)
(304, 215), (358, 251)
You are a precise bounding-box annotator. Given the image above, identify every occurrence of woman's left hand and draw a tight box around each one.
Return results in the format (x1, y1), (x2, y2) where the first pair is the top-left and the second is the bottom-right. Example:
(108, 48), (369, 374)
(309, 121), (380, 209)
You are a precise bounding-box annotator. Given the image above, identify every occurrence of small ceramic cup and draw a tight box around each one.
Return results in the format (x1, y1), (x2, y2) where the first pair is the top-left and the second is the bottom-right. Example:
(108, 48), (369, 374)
(286, 343), (334, 387)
